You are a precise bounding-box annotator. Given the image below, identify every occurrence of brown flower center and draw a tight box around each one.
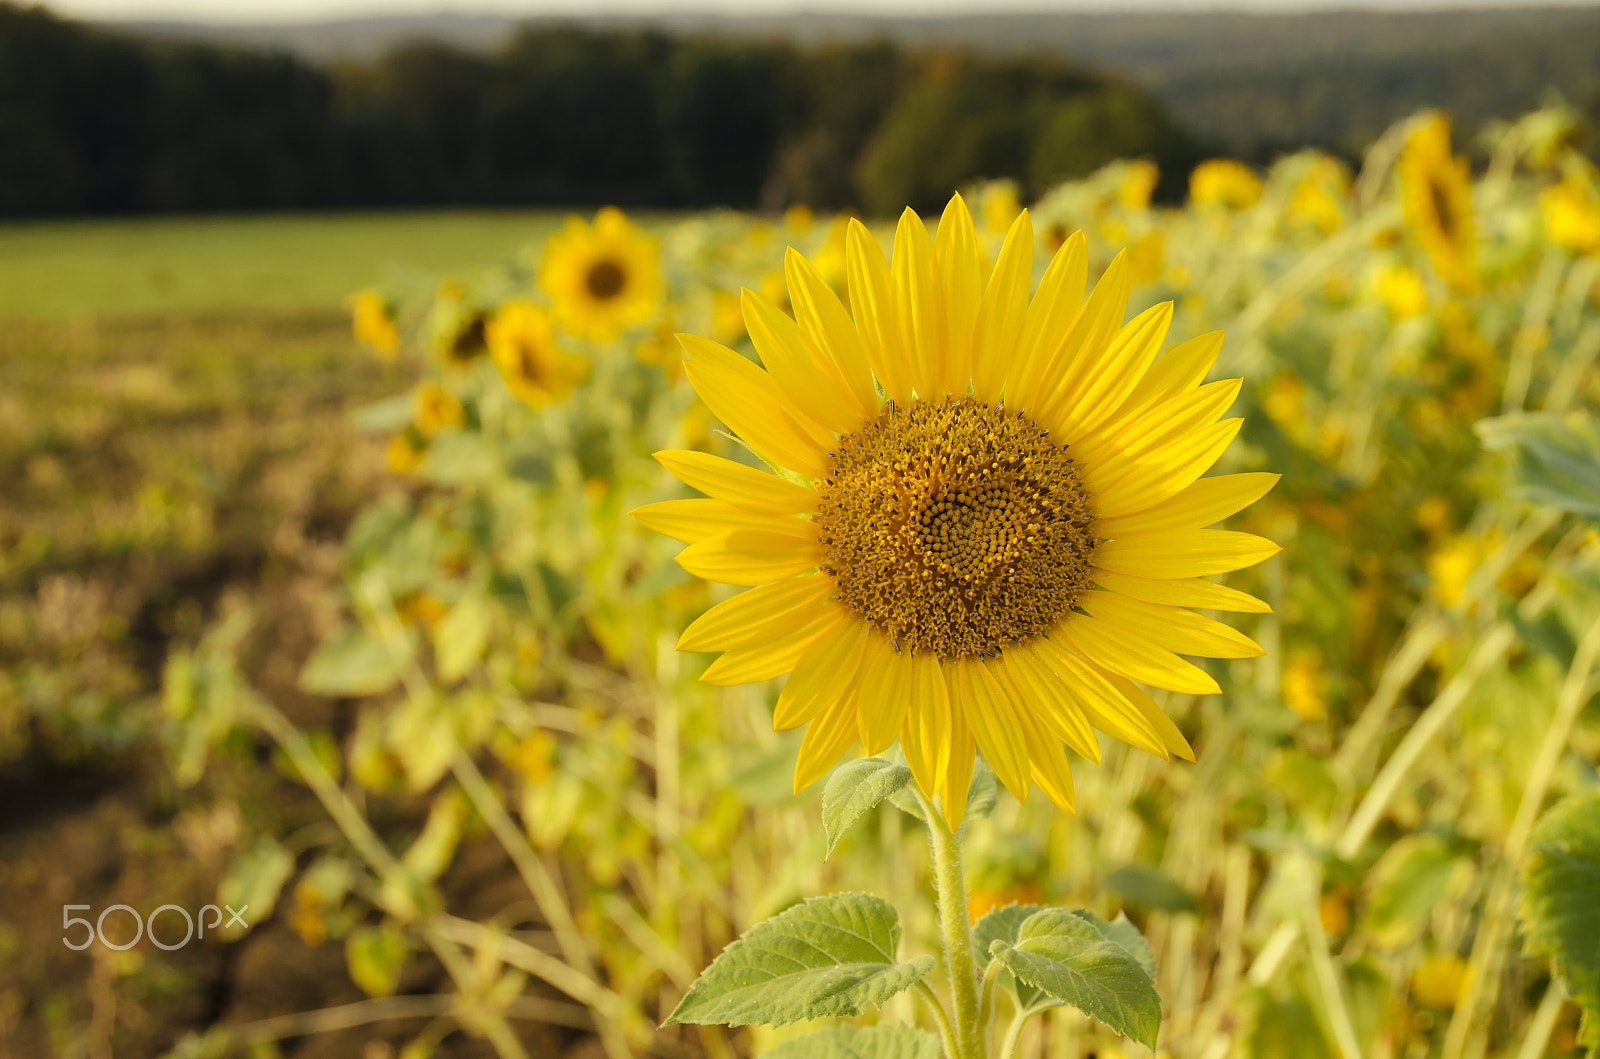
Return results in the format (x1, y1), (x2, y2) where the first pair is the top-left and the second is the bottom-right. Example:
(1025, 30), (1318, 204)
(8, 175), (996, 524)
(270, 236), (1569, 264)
(812, 396), (1096, 660)
(585, 259), (627, 300)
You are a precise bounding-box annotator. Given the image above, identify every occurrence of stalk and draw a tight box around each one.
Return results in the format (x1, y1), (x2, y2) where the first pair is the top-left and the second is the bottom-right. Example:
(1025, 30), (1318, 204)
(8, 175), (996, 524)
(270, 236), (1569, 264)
(918, 789), (988, 1059)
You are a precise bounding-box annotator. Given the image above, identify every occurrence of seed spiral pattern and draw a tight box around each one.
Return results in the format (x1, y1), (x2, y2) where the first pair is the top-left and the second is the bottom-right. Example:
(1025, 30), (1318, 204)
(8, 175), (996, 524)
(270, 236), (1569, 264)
(812, 396), (1096, 659)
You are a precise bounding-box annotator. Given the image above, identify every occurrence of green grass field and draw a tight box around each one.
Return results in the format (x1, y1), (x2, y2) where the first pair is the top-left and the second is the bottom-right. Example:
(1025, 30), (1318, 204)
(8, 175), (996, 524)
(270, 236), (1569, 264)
(0, 210), (574, 318)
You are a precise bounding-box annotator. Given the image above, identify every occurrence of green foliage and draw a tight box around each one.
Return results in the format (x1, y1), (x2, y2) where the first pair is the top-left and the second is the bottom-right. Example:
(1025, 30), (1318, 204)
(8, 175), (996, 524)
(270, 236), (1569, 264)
(763, 1024), (942, 1059)
(217, 838), (295, 930)
(298, 623), (414, 697)
(1478, 412), (1600, 523)
(822, 757), (913, 858)
(1521, 788), (1600, 1054)
(1362, 834), (1472, 949)
(665, 893), (934, 1027)
(346, 923), (409, 998)
(1104, 863), (1201, 914)
(988, 907), (1163, 1048)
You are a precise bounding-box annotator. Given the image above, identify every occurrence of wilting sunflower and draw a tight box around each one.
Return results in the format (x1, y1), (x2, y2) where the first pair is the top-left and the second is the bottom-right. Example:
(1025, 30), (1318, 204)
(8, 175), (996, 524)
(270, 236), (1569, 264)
(1398, 114), (1476, 292)
(633, 195), (1278, 823)
(486, 301), (587, 407)
(541, 207), (662, 341)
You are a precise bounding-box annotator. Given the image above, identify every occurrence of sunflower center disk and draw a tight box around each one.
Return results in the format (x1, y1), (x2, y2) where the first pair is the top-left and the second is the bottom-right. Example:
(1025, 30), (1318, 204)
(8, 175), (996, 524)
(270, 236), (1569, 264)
(813, 396), (1097, 660)
(585, 259), (626, 299)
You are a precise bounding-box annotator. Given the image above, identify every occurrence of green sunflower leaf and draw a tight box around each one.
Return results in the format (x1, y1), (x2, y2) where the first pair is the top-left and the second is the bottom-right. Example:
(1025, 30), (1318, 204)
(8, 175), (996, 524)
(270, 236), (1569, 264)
(664, 893), (934, 1027)
(990, 907), (1163, 1049)
(822, 757), (913, 858)
(1477, 411), (1600, 523)
(974, 903), (1049, 1008)
(762, 1024), (942, 1059)
(1520, 788), (1600, 1055)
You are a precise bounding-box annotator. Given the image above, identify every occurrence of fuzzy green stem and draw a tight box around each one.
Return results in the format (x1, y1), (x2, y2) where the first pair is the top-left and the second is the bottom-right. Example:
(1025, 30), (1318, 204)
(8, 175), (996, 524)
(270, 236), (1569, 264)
(997, 1010), (1028, 1059)
(918, 789), (987, 1059)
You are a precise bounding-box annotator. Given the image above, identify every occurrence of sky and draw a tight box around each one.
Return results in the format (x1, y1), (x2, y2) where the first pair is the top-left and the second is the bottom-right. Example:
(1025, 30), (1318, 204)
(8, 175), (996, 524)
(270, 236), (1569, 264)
(44, 0), (1576, 22)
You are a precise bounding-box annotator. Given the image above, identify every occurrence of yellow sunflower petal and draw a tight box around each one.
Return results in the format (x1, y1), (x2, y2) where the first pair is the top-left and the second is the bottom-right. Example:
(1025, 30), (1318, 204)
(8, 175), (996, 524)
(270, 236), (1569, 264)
(676, 576), (836, 651)
(972, 210), (1035, 404)
(903, 652), (952, 800)
(934, 193), (983, 395)
(1022, 250), (1131, 415)
(855, 634), (911, 756)
(1078, 590), (1266, 659)
(1095, 528), (1282, 580)
(962, 660), (1033, 802)
(1090, 417), (1244, 520)
(892, 207), (946, 399)
(774, 618), (869, 730)
(795, 688), (860, 791)
(679, 334), (831, 476)
(654, 450), (817, 515)
(1077, 376), (1242, 482)
(1101, 671), (1196, 762)
(1096, 472), (1280, 537)
(699, 607), (842, 685)
(941, 689), (978, 829)
(846, 219), (915, 404)
(1021, 718), (1076, 813)
(1054, 612), (1221, 696)
(1039, 300), (1172, 441)
(630, 498), (801, 544)
(782, 247), (881, 419)
(999, 646), (1100, 763)
(675, 528), (820, 586)
(1031, 634), (1169, 757)
(1012, 230), (1088, 406)
(1092, 570), (1271, 614)
(1123, 330), (1223, 408)
(742, 287), (864, 436)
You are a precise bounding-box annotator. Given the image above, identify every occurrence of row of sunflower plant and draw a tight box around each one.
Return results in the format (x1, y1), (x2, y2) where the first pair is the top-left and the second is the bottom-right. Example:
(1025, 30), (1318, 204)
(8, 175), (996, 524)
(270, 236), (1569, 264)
(164, 102), (1600, 1059)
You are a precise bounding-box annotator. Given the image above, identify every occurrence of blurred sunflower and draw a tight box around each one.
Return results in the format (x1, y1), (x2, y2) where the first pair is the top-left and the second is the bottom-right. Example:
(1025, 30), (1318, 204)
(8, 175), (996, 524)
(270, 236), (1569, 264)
(486, 301), (587, 407)
(1190, 159), (1262, 210)
(634, 194), (1278, 821)
(1398, 114), (1477, 292)
(351, 288), (399, 358)
(541, 207), (662, 341)
(1540, 174), (1600, 255)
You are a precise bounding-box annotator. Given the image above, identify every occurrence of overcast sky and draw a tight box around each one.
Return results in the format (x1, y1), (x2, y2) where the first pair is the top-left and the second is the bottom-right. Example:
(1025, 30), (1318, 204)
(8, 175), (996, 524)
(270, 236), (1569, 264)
(44, 0), (1576, 22)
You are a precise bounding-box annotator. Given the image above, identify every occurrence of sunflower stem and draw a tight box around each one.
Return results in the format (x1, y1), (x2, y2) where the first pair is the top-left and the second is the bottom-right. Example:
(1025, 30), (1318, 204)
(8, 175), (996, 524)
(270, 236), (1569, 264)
(919, 789), (988, 1059)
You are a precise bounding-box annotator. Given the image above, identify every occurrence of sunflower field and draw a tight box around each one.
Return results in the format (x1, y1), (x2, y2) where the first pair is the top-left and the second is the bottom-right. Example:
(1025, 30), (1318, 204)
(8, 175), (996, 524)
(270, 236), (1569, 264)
(153, 102), (1600, 1059)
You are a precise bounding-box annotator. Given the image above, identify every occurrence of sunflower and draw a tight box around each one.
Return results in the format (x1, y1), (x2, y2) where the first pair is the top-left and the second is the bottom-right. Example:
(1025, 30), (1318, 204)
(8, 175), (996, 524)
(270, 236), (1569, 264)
(633, 195), (1278, 823)
(1189, 160), (1262, 210)
(351, 288), (399, 358)
(486, 301), (587, 407)
(540, 207), (662, 342)
(1398, 114), (1476, 292)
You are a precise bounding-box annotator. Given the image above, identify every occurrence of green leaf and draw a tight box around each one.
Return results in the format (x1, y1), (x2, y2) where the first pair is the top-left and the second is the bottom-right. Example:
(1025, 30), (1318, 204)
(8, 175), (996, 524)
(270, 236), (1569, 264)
(432, 593), (489, 684)
(1364, 833), (1471, 949)
(346, 922), (409, 997)
(1521, 788), (1600, 1054)
(299, 624), (412, 697)
(974, 903), (1049, 1008)
(762, 1024), (942, 1059)
(1477, 411), (1600, 522)
(822, 758), (912, 858)
(217, 837), (295, 931)
(1104, 863), (1200, 914)
(888, 757), (998, 825)
(664, 893), (935, 1027)
(990, 908), (1163, 1049)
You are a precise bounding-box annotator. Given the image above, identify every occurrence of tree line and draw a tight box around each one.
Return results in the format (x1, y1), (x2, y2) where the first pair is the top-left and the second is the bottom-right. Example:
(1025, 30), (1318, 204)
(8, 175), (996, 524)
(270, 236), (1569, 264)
(0, 2), (1201, 217)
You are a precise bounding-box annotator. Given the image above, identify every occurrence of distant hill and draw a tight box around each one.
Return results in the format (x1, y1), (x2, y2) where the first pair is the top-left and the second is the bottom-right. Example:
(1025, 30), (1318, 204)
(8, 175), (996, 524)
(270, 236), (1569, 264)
(115, 6), (1600, 158)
